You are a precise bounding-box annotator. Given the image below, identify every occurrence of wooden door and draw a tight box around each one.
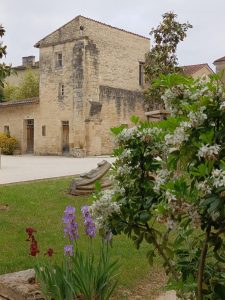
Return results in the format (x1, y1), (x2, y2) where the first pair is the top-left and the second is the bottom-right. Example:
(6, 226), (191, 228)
(27, 119), (34, 153)
(62, 121), (69, 153)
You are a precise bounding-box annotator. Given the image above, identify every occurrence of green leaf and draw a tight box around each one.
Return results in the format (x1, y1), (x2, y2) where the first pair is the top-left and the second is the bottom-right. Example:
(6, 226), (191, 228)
(139, 211), (151, 222)
(130, 115), (140, 125)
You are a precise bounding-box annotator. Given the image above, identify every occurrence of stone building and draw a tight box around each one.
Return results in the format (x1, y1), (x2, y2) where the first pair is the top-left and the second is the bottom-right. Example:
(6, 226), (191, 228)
(6, 56), (39, 86)
(182, 63), (214, 79)
(213, 56), (225, 85)
(0, 16), (150, 156)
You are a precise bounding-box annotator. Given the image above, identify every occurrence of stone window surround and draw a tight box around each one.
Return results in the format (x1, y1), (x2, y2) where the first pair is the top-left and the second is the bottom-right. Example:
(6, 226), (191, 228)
(139, 61), (145, 86)
(42, 125), (46, 136)
(58, 83), (65, 99)
(55, 51), (63, 68)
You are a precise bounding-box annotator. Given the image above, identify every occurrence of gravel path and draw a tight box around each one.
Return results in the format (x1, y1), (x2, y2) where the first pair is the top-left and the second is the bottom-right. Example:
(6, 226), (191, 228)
(0, 155), (115, 184)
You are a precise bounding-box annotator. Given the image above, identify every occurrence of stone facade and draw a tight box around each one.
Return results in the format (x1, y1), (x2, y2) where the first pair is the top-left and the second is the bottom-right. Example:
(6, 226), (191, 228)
(0, 16), (150, 156)
(213, 56), (225, 85)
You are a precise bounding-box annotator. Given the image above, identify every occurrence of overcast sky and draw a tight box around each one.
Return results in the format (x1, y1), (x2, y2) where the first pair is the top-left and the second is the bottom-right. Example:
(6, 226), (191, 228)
(1, 0), (225, 70)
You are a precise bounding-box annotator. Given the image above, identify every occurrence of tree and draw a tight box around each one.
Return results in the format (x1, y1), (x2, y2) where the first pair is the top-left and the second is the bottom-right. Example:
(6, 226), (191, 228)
(16, 69), (39, 99)
(144, 12), (192, 104)
(0, 25), (11, 101)
(3, 69), (39, 101)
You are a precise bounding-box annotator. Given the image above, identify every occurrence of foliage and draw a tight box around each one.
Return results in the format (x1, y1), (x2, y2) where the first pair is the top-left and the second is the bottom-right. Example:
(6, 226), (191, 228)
(0, 132), (18, 154)
(0, 178), (154, 296)
(144, 12), (192, 105)
(90, 73), (225, 299)
(34, 205), (119, 300)
(3, 69), (39, 101)
(0, 25), (12, 101)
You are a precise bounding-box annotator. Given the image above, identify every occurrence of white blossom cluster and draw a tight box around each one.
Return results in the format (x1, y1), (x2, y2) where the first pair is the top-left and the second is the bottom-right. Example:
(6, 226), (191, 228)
(161, 80), (210, 116)
(119, 149), (132, 160)
(187, 106), (207, 127)
(197, 144), (221, 160)
(116, 127), (139, 143)
(90, 190), (120, 231)
(165, 126), (189, 146)
(117, 164), (133, 176)
(142, 127), (162, 135)
(211, 169), (225, 188)
(196, 180), (212, 196)
(153, 169), (170, 193)
(164, 106), (208, 148)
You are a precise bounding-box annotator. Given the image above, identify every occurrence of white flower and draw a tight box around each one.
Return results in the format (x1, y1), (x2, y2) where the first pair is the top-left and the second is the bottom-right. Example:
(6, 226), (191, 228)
(188, 107), (207, 127)
(197, 144), (221, 159)
(196, 180), (212, 196)
(220, 101), (225, 110)
(117, 127), (139, 143)
(90, 190), (120, 231)
(180, 121), (192, 128)
(117, 164), (132, 176)
(211, 169), (225, 188)
(154, 169), (170, 193)
(119, 149), (131, 160)
(165, 126), (189, 147)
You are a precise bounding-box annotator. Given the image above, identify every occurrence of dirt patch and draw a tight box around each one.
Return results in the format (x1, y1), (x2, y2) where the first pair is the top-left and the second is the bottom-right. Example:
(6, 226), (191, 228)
(113, 269), (167, 300)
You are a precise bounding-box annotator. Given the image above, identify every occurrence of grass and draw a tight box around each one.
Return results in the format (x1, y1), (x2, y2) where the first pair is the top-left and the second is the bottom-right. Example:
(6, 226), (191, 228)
(0, 177), (163, 298)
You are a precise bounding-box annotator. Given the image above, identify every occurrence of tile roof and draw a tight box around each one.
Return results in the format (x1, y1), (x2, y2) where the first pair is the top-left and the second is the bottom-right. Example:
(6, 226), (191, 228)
(0, 97), (39, 108)
(182, 63), (213, 75)
(213, 56), (225, 64)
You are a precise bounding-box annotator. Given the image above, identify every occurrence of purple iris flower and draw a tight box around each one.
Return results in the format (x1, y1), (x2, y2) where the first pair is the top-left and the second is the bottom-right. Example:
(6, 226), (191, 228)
(63, 205), (79, 241)
(81, 205), (96, 238)
(64, 245), (74, 256)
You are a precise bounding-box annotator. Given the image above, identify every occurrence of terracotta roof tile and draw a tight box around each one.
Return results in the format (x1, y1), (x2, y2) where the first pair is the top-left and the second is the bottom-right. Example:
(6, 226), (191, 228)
(182, 63), (213, 75)
(0, 97), (39, 108)
(213, 56), (225, 64)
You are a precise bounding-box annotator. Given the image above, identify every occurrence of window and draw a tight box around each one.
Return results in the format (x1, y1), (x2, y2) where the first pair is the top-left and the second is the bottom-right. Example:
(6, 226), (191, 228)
(62, 121), (69, 126)
(61, 84), (64, 97)
(42, 125), (46, 136)
(139, 62), (145, 86)
(58, 83), (65, 98)
(4, 125), (10, 136)
(55, 52), (63, 68)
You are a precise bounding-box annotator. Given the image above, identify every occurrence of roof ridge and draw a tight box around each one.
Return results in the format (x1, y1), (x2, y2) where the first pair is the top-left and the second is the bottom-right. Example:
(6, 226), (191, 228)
(79, 15), (150, 40)
(0, 97), (39, 107)
(213, 56), (225, 64)
(35, 15), (149, 47)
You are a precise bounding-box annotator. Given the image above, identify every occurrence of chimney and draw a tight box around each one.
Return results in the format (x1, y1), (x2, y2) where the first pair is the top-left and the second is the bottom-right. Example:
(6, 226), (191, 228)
(22, 56), (35, 67)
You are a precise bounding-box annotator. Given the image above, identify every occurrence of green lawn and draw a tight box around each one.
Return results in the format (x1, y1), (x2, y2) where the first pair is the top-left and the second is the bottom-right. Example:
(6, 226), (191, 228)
(0, 178), (162, 297)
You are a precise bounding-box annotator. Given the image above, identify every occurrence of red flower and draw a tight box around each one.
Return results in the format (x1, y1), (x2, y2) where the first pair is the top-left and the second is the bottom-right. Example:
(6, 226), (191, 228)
(26, 227), (36, 239)
(26, 227), (39, 256)
(29, 236), (39, 256)
(45, 248), (54, 257)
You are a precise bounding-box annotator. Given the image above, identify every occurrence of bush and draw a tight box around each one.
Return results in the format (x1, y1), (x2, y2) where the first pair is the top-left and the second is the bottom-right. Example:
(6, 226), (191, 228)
(0, 133), (18, 154)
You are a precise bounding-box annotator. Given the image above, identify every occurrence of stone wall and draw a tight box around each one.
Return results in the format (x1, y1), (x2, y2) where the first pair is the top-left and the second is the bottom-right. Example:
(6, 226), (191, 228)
(0, 102), (40, 153)
(1, 16), (150, 156)
(85, 85), (146, 155)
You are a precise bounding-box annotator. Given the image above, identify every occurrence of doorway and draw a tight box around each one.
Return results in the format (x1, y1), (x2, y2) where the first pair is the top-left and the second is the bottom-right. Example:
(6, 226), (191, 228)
(26, 119), (34, 153)
(62, 121), (69, 154)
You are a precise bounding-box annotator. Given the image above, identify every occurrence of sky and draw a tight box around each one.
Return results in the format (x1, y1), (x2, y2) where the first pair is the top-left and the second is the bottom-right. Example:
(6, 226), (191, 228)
(1, 0), (225, 70)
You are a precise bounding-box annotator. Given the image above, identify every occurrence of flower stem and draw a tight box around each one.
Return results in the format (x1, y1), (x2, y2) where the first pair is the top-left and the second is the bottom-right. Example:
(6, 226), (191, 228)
(197, 225), (211, 300)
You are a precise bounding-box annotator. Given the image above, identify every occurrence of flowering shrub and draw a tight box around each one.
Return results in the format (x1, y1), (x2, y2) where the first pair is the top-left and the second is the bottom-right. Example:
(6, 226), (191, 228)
(0, 133), (18, 154)
(90, 73), (225, 299)
(34, 205), (119, 300)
